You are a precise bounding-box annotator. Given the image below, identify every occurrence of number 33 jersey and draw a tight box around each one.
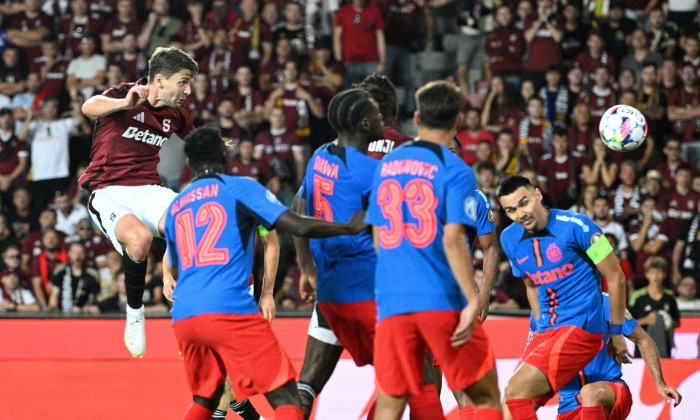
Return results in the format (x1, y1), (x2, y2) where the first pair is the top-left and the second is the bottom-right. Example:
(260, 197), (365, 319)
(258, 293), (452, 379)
(501, 209), (606, 334)
(300, 143), (378, 304)
(164, 174), (288, 322)
(365, 140), (478, 321)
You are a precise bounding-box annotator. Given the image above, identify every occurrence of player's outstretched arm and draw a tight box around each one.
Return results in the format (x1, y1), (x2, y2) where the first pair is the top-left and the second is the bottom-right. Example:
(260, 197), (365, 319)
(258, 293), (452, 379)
(259, 228), (279, 322)
(275, 210), (368, 238)
(82, 85), (149, 118)
(291, 192), (317, 303)
(478, 230), (499, 321)
(443, 223), (480, 348)
(628, 325), (682, 407)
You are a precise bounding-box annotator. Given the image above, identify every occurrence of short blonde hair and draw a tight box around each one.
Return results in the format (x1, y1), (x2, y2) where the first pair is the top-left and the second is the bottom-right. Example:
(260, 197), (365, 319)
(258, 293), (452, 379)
(643, 256), (667, 273)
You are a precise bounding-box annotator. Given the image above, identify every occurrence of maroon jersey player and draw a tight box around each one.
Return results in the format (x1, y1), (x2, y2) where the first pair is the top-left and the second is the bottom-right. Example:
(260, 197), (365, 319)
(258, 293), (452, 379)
(79, 47), (198, 357)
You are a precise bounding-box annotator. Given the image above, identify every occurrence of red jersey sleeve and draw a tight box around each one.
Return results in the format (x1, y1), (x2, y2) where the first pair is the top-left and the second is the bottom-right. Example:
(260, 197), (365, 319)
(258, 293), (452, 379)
(370, 6), (385, 30)
(101, 81), (135, 98)
(176, 108), (195, 138)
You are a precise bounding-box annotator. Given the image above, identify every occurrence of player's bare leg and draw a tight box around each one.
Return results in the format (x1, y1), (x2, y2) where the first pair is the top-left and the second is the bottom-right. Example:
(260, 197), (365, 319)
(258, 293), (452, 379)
(434, 361), (478, 418)
(263, 379), (304, 419)
(297, 336), (343, 419)
(374, 392), (410, 420)
(184, 385), (225, 420)
(461, 368), (502, 419)
(579, 382), (616, 419)
(503, 362), (550, 420)
(115, 214), (154, 357)
(212, 378), (267, 420)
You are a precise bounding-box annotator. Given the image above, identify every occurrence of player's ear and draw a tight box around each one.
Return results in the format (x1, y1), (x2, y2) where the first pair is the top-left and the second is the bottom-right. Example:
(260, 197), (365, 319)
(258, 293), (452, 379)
(452, 113), (464, 133)
(359, 117), (370, 131)
(534, 187), (543, 202)
(413, 111), (420, 128)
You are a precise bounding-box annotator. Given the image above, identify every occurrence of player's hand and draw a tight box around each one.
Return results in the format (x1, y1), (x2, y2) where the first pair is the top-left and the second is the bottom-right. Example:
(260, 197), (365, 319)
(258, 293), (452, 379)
(477, 291), (490, 321)
(657, 383), (682, 407)
(163, 276), (176, 302)
(608, 334), (633, 364)
(299, 268), (317, 303)
(347, 210), (369, 234)
(259, 293), (276, 323)
(451, 301), (480, 348)
(124, 85), (148, 109)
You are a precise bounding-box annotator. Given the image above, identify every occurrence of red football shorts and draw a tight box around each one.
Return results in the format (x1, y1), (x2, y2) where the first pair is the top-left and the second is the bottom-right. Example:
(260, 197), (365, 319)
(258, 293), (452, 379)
(318, 300), (376, 366)
(374, 310), (495, 397)
(172, 313), (296, 400)
(556, 381), (633, 420)
(522, 325), (603, 404)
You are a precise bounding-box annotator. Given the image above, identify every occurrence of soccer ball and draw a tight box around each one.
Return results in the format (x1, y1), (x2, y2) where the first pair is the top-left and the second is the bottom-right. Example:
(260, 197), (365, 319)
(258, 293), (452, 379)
(598, 105), (647, 152)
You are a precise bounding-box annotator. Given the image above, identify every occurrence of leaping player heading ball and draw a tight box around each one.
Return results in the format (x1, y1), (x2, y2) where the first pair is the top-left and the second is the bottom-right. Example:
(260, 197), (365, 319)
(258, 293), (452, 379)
(79, 47), (198, 357)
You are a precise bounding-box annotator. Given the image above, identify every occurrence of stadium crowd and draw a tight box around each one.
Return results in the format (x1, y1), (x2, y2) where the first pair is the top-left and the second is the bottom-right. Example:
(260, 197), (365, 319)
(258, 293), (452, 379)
(0, 0), (698, 351)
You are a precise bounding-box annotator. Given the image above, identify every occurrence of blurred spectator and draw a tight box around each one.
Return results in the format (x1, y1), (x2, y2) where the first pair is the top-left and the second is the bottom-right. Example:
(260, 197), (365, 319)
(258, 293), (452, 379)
(101, 63), (126, 96)
(274, 263), (310, 310)
(201, 29), (238, 95)
(301, 37), (344, 105)
(620, 29), (663, 81)
(11, 72), (41, 121)
(514, 0), (533, 31)
(647, 7), (678, 58)
(629, 257), (680, 358)
(656, 136), (698, 189)
(668, 0), (699, 29)
(567, 103), (595, 155)
(676, 276), (700, 309)
(8, 187), (38, 240)
(672, 210), (700, 286)
(6, 0), (52, 65)
(538, 65), (568, 129)
(183, 73), (219, 125)
(230, 137), (279, 194)
(228, 64), (266, 132)
(334, 0), (386, 87)
(0, 108), (28, 200)
(641, 169), (664, 201)
(582, 137), (618, 190)
(265, 60), (324, 143)
(520, 167), (554, 207)
(255, 106), (304, 189)
(32, 37), (71, 108)
(660, 58), (679, 91)
(668, 61), (700, 165)
(617, 68), (638, 91)
(519, 78), (536, 109)
(0, 270), (40, 313)
(617, 89), (655, 173)
(629, 197), (672, 286)
(97, 249), (122, 287)
(137, 0), (183, 56)
(603, 233), (634, 295)
(52, 190), (88, 236)
(204, 0), (238, 33)
(112, 32), (148, 82)
(177, 0), (210, 61)
(260, 38), (294, 92)
(485, 5), (525, 92)
(47, 241), (99, 313)
(98, 270), (127, 313)
(575, 31), (616, 86)
(481, 75), (518, 132)
(21, 207), (63, 273)
(0, 46), (28, 98)
(560, 2), (588, 62)
(66, 161), (89, 206)
(262, 2), (280, 30)
(382, 0), (423, 114)
(592, 194), (630, 253)
(65, 35), (106, 102)
(578, 65), (616, 128)
(455, 0), (487, 94)
(476, 162), (497, 197)
(565, 65), (584, 119)
(58, 0), (104, 60)
(597, 2), (636, 64)
(611, 160), (641, 225)
(142, 256), (168, 313)
(30, 227), (66, 309)
(41, 0), (71, 26)
(228, 0), (274, 68)
(570, 183), (599, 219)
(523, 0), (563, 86)
(275, 1), (308, 57)
(211, 97), (241, 143)
(658, 163), (700, 242)
(490, 261), (528, 309)
(494, 129), (521, 178)
(636, 62), (666, 127)
(0, 214), (17, 259)
(18, 98), (82, 214)
(693, 174), (700, 194)
(517, 96), (550, 171)
(537, 129), (582, 209)
(679, 36), (700, 77)
(305, 0), (340, 47)
(456, 107), (494, 165)
(100, 0), (142, 59)
(2, 244), (29, 286)
(474, 140), (495, 168)
(65, 218), (109, 270)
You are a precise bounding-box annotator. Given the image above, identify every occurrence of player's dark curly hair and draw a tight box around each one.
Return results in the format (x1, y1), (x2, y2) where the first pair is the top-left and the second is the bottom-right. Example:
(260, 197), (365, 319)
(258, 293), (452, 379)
(327, 89), (376, 134)
(184, 127), (227, 169)
(353, 73), (398, 122)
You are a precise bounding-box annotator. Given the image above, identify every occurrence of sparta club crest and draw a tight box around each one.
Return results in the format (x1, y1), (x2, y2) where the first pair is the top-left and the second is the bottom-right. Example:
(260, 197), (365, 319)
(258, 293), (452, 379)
(546, 243), (562, 263)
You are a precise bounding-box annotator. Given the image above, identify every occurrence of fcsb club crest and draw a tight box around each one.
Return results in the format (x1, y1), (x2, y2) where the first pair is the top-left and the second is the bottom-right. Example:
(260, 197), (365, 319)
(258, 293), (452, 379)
(546, 243), (562, 263)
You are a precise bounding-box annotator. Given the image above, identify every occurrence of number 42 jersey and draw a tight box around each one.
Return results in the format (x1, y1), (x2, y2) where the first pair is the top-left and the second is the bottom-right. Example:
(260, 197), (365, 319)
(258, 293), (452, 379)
(501, 209), (606, 334)
(365, 140), (478, 321)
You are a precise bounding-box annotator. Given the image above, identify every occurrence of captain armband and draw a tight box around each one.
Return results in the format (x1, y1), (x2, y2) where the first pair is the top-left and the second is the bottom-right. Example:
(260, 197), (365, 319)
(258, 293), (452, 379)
(585, 233), (613, 265)
(256, 225), (271, 236)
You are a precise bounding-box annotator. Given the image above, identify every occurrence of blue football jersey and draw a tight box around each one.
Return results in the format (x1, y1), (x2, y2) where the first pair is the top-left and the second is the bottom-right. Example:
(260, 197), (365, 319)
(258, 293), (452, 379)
(165, 174), (288, 322)
(300, 144), (378, 303)
(466, 189), (495, 250)
(501, 209), (606, 334)
(558, 293), (638, 414)
(365, 140), (478, 321)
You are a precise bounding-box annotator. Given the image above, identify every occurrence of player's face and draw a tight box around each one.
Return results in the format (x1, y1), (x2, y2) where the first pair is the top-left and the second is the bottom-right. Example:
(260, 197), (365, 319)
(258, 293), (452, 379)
(500, 186), (546, 231)
(159, 70), (193, 108)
